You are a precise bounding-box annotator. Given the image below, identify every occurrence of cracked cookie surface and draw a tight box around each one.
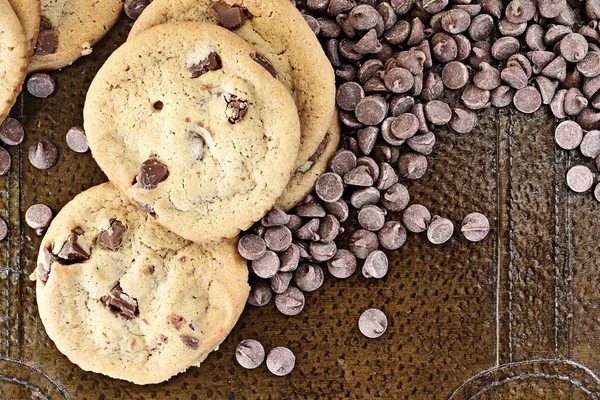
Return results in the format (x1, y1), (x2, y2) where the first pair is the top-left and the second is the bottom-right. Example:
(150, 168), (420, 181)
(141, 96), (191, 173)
(32, 183), (249, 385)
(28, 0), (123, 72)
(0, 0), (28, 124)
(128, 0), (336, 170)
(84, 22), (301, 243)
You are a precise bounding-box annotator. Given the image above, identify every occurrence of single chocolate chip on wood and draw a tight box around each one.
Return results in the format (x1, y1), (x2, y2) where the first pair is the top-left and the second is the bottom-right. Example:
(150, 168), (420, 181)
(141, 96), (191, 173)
(29, 140), (58, 170)
(566, 165), (595, 193)
(25, 204), (53, 235)
(275, 286), (305, 316)
(461, 212), (490, 242)
(427, 216), (454, 244)
(124, 0), (152, 19)
(0, 118), (24, 146)
(137, 159), (169, 189)
(270, 272), (293, 294)
(362, 250), (388, 279)
(359, 309), (388, 338)
(238, 235), (267, 260)
(236, 339), (265, 369)
(266, 347), (296, 376)
(295, 263), (324, 292)
(554, 120), (583, 150)
(315, 172), (344, 202)
(26, 74), (56, 98)
(402, 204), (431, 233)
(247, 279), (273, 307)
(513, 86), (542, 114)
(398, 152), (427, 180)
(327, 249), (357, 279)
(581, 130), (600, 158)
(65, 126), (88, 153)
(378, 221), (407, 250)
(251, 251), (280, 278)
(0, 147), (10, 176)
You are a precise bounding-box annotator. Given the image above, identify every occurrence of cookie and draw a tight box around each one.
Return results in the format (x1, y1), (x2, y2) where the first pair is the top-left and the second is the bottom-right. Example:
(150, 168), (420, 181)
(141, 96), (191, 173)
(27, 0), (123, 73)
(128, 0), (336, 170)
(32, 183), (250, 385)
(84, 22), (301, 243)
(0, 0), (28, 123)
(8, 0), (41, 55)
(276, 115), (341, 211)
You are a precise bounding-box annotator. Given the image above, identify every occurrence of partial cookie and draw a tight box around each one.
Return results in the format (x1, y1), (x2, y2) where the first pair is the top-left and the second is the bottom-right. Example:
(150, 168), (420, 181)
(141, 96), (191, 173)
(28, 0), (123, 72)
(128, 0), (336, 170)
(277, 115), (341, 211)
(8, 0), (41, 55)
(32, 183), (249, 385)
(0, 0), (28, 123)
(84, 22), (301, 243)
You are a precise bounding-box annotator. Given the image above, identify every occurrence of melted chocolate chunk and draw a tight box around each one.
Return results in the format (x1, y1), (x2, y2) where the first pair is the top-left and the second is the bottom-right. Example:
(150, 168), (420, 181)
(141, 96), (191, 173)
(225, 94), (248, 123)
(251, 53), (278, 78)
(57, 232), (90, 263)
(188, 52), (222, 78)
(208, 2), (250, 29)
(104, 284), (138, 319)
(136, 159), (169, 190)
(97, 219), (128, 251)
(37, 247), (57, 282)
(35, 19), (56, 55)
(181, 334), (200, 349)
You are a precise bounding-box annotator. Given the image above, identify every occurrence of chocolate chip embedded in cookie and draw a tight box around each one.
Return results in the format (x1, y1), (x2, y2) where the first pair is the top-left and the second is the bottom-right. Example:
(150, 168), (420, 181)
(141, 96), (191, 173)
(136, 159), (169, 190)
(208, 1), (250, 29)
(32, 183), (249, 384)
(188, 52), (222, 78)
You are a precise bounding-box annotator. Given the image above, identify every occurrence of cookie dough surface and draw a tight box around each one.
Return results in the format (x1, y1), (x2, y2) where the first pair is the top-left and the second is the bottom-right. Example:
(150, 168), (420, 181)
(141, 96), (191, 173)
(84, 22), (301, 243)
(129, 0), (336, 169)
(28, 0), (123, 72)
(33, 183), (250, 385)
(8, 0), (41, 54)
(277, 115), (341, 211)
(0, 0), (28, 123)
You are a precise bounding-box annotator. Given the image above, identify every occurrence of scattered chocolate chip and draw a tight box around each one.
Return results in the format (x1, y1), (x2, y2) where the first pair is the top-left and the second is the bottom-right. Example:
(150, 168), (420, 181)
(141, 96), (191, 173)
(441, 9), (471, 34)
(449, 107), (477, 133)
(0, 118), (24, 146)
(398, 152), (427, 180)
(279, 244), (301, 272)
(137, 159), (169, 190)
(441, 61), (469, 90)
(29, 140), (58, 170)
(208, 1), (250, 29)
(65, 126), (88, 153)
(266, 347), (296, 376)
(180, 335), (200, 350)
(264, 226), (292, 252)
(566, 165), (595, 193)
(98, 219), (127, 251)
(318, 215), (340, 243)
(469, 14), (494, 42)
(337, 82), (364, 111)
(25, 204), (53, 235)
(309, 240), (337, 261)
(323, 199), (349, 222)
(424, 100), (452, 125)
(236, 339), (265, 369)
(262, 206), (290, 227)
(491, 37), (520, 61)
(358, 308), (388, 338)
(380, 183), (410, 212)
(358, 205), (386, 231)
(378, 221), (407, 250)
(560, 33), (589, 63)
(354, 95), (388, 125)
(461, 84), (490, 110)
(315, 173), (344, 202)
(104, 284), (138, 318)
(577, 52), (600, 78)
(426, 215), (454, 244)
(294, 263), (324, 292)
(534, 76), (558, 105)
(349, 229), (379, 259)
(461, 212), (490, 242)
(275, 286), (305, 316)
(0, 147), (10, 176)
(580, 130), (600, 158)
(294, 218), (321, 241)
(554, 120), (583, 150)
(344, 165), (375, 186)
(251, 250), (280, 278)
(296, 195), (326, 218)
(362, 250), (388, 279)
(563, 88), (588, 116)
(26, 74), (56, 98)
(327, 249), (357, 278)
(270, 272), (293, 294)
(512, 86), (542, 114)
(402, 204), (431, 233)
(247, 279), (273, 306)
(188, 52), (222, 78)
(432, 33), (458, 63)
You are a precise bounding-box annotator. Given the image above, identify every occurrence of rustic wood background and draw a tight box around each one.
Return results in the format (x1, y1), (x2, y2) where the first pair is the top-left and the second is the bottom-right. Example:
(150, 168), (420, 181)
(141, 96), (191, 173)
(0, 15), (599, 399)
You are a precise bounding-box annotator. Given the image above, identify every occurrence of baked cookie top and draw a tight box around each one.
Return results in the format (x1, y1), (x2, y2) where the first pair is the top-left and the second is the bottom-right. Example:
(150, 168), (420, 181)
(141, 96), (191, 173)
(0, 0), (28, 123)
(32, 183), (250, 385)
(84, 21), (301, 243)
(28, 0), (123, 72)
(8, 0), (41, 55)
(129, 0), (336, 170)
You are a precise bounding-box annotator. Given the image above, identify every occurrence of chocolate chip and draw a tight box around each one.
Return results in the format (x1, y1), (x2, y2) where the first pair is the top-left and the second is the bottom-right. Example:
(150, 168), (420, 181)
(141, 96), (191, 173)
(179, 335), (199, 350)
(262, 206), (290, 227)
(513, 86), (542, 114)
(377, 2), (397, 30)
(468, 14), (494, 42)
(566, 165), (595, 193)
(390, 0), (415, 14)
(358, 308), (388, 338)
(0, 118), (24, 146)
(323, 199), (349, 222)
(25, 204), (53, 235)
(57, 232), (89, 262)
(285, 215), (303, 232)
(294, 218), (321, 241)
(136, 159), (169, 190)
(432, 33), (458, 63)
(0, 147), (10, 176)
(529, 52), (555, 76)
(357, 126), (378, 154)
(238, 234), (266, 260)
(461, 84), (490, 110)
(318, 17), (342, 38)
(264, 226), (292, 252)
(349, 4), (380, 31)
(420, 72), (444, 101)
(550, 89), (567, 119)
(398, 152), (427, 180)
(441, 61), (468, 90)
(380, 183), (410, 212)
(326, 249), (356, 279)
(539, 0), (566, 18)
(315, 172), (344, 202)
(236, 339), (265, 369)
(123, 0), (152, 19)
(247, 279), (273, 306)
(396, 50), (427, 75)
(188, 52), (222, 78)
(0, 218), (7, 241)
(501, 66), (528, 90)
(208, 2), (250, 29)
(294, 263), (325, 292)
(328, 150), (357, 177)
(426, 216), (454, 244)
(453, 34), (472, 61)
(384, 20), (411, 44)
(225, 94), (248, 123)
(266, 347), (296, 376)
(473, 63), (500, 91)
(378, 221), (406, 250)
(407, 17), (426, 46)
(309, 240), (337, 261)
(354, 29), (382, 54)
(318, 215), (340, 243)
(29, 139), (58, 170)
(424, 100), (452, 125)
(349, 229), (379, 259)
(541, 56), (567, 82)
(469, 41), (493, 69)
(351, 187), (380, 208)
(36, 247), (56, 282)
(358, 205), (386, 231)
(554, 121), (584, 152)
(461, 212), (490, 242)
(441, 9), (471, 34)
(275, 286), (305, 316)
(478, 0), (503, 18)
(63, 126), (89, 153)
(304, 14), (320, 36)
(362, 250), (388, 279)
(344, 165), (374, 186)
(325, 39), (342, 67)
(35, 19), (56, 55)
(336, 82), (364, 111)
(279, 244), (301, 272)
(534, 76), (558, 105)
(402, 204), (431, 233)
(26, 74), (55, 98)
(563, 88), (588, 116)
(577, 52), (600, 78)
(104, 284), (138, 318)
(270, 272), (293, 294)
(375, 162), (398, 190)
(560, 33), (589, 63)
(372, 144), (400, 164)
(355, 96), (388, 125)
(296, 195), (326, 218)
(580, 130), (600, 158)
(98, 219), (127, 251)
(491, 37), (519, 61)
(387, 113), (419, 142)
(449, 107), (477, 133)
(525, 24), (546, 51)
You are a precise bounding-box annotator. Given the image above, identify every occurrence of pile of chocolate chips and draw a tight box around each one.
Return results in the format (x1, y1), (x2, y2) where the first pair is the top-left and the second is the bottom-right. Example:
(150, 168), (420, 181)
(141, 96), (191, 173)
(238, 0), (600, 321)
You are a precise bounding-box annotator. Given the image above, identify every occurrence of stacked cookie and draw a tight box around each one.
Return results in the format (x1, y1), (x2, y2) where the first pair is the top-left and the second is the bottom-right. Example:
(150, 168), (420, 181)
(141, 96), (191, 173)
(33, 0), (335, 385)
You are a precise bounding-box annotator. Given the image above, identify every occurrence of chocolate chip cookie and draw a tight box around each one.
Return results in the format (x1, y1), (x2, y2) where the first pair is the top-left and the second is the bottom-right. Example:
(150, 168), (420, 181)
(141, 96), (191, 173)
(8, 0), (41, 55)
(32, 183), (249, 384)
(28, 0), (123, 72)
(0, 0), (28, 123)
(84, 22), (301, 242)
(128, 0), (336, 170)
(277, 114), (341, 211)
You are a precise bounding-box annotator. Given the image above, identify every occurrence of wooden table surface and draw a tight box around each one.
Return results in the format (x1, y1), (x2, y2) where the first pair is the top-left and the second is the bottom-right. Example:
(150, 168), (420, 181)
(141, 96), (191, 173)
(0, 14), (599, 400)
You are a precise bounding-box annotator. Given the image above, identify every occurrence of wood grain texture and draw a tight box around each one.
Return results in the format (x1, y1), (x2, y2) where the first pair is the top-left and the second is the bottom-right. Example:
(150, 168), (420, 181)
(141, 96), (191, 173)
(0, 15), (598, 399)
